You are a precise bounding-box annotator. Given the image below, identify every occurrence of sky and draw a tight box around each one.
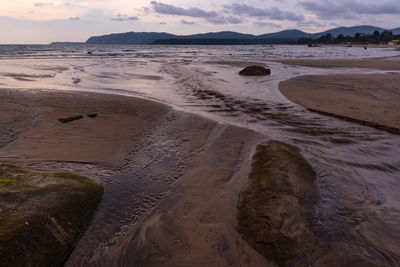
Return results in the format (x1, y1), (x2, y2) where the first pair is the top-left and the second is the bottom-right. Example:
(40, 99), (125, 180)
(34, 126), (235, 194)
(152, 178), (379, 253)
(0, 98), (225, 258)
(1, 0), (400, 44)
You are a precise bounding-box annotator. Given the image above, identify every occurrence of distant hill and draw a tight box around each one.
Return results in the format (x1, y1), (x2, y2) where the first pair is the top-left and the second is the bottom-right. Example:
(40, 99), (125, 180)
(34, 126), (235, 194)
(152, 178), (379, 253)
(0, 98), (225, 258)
(312, 25), (385, 38)
(392, 27), (400, 35)
(82, 25), (400, 45)
(258, 30), (309, 39)
(182, 31), (256, 39)
(86, 32), (177, 44)
(153, 38), (297, 45)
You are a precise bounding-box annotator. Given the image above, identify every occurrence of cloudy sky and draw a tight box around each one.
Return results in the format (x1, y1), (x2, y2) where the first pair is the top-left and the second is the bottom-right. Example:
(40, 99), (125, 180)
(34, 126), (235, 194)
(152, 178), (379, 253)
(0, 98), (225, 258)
(1, 0), (400, 43)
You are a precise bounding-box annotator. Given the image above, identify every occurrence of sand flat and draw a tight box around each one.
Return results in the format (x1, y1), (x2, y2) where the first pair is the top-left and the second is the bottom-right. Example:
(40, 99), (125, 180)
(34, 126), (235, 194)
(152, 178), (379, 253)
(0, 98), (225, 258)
(279, 73), (400, 133)
(276, 58), (400, 70)
(0, 88), (272, 266)
(0, 90), (169, 164)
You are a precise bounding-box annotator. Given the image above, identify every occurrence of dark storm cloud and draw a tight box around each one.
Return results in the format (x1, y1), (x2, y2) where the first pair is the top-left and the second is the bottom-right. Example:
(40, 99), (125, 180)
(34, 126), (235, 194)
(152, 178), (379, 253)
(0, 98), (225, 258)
(150, 1), (217, 18)
(111, 14), (139, 21)
(223, 4), (304, 21)
(299, 0), (400, 20)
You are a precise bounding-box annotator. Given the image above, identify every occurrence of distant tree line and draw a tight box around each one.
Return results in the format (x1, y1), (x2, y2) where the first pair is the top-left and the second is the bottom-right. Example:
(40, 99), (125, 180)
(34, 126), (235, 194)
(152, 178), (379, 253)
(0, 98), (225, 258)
(298, 30), (400, 45)
(151, 31), (400, 45)
(152, 38), (298, 45)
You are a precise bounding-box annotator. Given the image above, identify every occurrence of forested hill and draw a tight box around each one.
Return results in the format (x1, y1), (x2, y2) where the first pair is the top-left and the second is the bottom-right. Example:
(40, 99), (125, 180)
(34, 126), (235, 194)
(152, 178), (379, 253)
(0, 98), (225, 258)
(73, 25), (399, 45)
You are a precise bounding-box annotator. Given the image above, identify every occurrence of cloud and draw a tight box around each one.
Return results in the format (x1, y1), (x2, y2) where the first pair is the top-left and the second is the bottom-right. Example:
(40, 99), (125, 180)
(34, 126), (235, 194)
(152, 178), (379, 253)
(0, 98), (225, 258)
(111, 13), (139, 21)
(150, 2), (243, 25)
(69, 17), (80, 20)
(181, 20), (196, 25)
(34, 2), (54, 7)
(299, 0), (400, 20)
(150, 1), (217, 18)
(299, 1), (354, 19)
(254, 21), (282, 28)
(205, 15), (243, 25)
(296, 20), (326, 28)
(224, 4), (304, 21)
(136, 7), (152, 15)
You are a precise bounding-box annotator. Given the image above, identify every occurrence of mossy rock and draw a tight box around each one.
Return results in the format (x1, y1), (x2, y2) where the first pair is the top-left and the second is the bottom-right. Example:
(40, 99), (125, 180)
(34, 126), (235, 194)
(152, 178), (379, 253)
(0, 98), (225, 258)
(0, 164), (103, 267)
(237, 142), (382, 266)
(239, 66), (271, 76)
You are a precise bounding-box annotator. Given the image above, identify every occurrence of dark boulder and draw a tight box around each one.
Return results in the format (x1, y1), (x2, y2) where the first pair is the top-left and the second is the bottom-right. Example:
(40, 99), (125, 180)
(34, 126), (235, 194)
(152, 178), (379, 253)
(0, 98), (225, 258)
(87, 113), (98, 118)
(58, 115), (84, 123)
(239, 65), (271, 76)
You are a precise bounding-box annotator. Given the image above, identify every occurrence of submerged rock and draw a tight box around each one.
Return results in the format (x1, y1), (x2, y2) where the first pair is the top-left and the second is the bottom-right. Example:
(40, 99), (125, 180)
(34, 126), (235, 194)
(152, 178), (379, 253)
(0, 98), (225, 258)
(239, 65), (271, 76)
(237, 141), (382, 266)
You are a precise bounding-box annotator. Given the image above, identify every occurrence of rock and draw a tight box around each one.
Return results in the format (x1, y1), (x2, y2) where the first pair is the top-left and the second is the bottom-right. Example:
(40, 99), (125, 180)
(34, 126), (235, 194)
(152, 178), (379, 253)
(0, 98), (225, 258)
(0, 164), (103, 267)
(58, 115), (84, 123)
(72, 77), (82, 84)
(87, 113), (98, 118)
(238, 141), (317, 266)
(237, 141), (382, 266)
(239, 65), (271, 76)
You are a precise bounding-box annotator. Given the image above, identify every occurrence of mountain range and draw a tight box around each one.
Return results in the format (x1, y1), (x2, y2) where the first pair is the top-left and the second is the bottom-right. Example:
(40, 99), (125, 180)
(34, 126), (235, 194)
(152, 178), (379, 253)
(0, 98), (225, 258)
(53, 25), (400, 45)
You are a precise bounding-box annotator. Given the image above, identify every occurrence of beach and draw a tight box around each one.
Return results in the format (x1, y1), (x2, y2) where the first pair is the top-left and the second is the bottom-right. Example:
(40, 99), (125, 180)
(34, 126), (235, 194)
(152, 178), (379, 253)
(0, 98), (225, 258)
(276, 58), (400, 70)
(0, 88), (271, 266)
(1, 45), (400, 266)
(279, 73), (400, 134)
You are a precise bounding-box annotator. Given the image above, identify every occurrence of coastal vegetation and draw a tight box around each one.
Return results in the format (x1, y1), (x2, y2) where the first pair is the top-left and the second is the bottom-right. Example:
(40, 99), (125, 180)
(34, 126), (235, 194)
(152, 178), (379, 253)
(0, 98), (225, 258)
(298, 30), (400, 45)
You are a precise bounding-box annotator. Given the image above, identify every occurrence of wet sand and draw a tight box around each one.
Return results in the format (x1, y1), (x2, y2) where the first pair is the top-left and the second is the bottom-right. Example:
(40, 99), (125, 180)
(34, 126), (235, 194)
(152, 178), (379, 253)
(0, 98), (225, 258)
(0, 89), (169, 164)
(279, 74), (400, 134)
(205, 60), (266, 67)
(276, 58), (400, 70)
(1, 64), (398, 265)
(0, 88), (273, 266)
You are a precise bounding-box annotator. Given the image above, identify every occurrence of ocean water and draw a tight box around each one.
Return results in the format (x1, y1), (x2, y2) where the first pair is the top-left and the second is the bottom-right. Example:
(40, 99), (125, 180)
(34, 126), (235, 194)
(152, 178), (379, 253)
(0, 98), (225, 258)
(1, 44), (400, 265)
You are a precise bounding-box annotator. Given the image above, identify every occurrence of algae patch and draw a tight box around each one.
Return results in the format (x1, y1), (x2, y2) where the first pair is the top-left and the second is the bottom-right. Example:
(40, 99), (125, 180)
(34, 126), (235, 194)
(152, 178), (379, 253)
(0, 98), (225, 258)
(0, 178), (19, 185)
(0, 164), (103, 267)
